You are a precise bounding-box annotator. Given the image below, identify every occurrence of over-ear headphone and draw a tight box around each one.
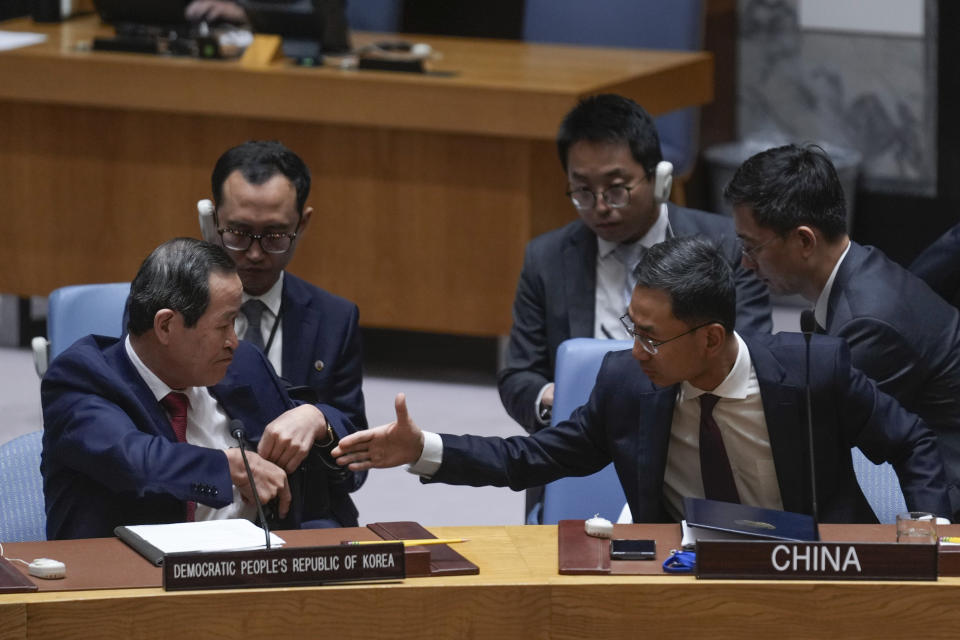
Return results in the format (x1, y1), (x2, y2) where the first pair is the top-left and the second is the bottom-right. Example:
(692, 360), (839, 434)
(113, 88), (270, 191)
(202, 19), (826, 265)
(653, 161), (674, 205)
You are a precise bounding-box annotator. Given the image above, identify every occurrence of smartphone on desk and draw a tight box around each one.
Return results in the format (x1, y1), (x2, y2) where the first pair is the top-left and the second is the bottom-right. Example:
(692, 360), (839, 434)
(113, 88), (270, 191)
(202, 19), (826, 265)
(610, 539), (656, 561)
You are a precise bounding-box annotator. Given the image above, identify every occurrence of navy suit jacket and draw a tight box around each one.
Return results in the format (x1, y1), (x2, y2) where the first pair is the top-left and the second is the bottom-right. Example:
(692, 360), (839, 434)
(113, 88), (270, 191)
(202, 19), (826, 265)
(909, 222), (960, 309)
(41, 336), (364, 539)
(279, 272), (367, 437)
(497, 204), (773, 433)
(436, 333), (950, 523)
(826, 242), (960, 514)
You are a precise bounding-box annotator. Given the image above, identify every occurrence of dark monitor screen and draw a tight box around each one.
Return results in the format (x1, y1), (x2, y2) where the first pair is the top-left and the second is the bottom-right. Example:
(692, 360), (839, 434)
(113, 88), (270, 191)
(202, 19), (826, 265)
(242, 0), (351, 56)
(93, 0), (191, 26)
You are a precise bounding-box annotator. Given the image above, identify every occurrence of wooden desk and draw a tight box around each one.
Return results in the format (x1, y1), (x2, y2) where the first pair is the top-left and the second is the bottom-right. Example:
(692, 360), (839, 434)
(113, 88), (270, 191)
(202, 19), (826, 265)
(0, 17), (712, 336)
(3, 525), (960, 639)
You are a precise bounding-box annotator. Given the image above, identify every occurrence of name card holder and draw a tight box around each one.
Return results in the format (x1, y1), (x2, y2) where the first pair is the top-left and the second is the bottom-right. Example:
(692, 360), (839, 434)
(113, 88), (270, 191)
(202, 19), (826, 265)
(696, 540), (938, 581)
(163, 542), (405, 591)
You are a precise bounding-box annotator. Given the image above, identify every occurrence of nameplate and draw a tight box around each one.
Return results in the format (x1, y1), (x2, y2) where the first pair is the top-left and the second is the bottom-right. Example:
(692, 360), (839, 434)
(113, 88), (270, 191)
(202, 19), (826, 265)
(696, 540), (938, 581)
(162, 543), (405, 591)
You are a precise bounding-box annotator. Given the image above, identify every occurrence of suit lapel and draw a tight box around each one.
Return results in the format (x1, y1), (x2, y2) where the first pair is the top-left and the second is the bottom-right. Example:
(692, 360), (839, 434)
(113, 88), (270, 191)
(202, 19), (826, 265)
(563, 223), (597, 338)
(747, 338), (808, 513)
(280, 274), (321, 382)
(108, 340), (178, 442)
(825, 242), (865, 332)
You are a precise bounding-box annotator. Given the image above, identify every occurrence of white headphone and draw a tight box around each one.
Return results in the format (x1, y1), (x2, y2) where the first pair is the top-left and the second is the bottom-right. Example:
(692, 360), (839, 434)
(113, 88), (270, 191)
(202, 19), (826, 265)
(197, 199), (219, 244)
(653, 160), (674, 205)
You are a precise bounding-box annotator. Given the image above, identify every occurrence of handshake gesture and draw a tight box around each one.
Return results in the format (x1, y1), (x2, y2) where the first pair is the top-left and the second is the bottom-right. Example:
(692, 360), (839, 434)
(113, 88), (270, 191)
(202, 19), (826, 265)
(333, 393), (425, 471)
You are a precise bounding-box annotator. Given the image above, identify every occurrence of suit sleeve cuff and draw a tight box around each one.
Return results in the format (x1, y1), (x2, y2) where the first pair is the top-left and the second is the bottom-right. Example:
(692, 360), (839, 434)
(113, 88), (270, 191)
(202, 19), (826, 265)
(534, 383), (552, 426)
(406, 431), (442, 478)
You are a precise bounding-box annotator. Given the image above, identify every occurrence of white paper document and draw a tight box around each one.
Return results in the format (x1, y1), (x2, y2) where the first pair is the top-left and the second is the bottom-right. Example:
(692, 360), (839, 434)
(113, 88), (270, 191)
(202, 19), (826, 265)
(0, 31), (47, 52)
(124, 519), (286, 554)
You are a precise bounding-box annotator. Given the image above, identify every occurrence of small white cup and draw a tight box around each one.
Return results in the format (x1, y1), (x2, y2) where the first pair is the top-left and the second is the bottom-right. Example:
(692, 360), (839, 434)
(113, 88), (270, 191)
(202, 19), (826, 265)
(896, 511), (937, 544)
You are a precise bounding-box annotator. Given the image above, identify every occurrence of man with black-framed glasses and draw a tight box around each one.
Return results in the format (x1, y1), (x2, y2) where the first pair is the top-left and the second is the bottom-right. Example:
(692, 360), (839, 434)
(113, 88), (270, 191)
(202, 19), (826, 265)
(497, 94), (772, 438)
(202, 141), (368, 526)
(333, 236), (950, 524)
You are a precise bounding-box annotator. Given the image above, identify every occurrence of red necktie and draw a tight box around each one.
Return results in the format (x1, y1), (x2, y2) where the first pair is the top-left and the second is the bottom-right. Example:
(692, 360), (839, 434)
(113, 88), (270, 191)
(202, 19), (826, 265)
(160, 392), (195, 521)
(699, 393), (740, 504)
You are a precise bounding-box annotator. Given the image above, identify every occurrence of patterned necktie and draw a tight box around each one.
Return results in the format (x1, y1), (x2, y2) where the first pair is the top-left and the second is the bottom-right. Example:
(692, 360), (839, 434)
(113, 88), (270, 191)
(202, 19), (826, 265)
(613, 243), (646, 308)
(698, 393), (740, 504)
(241, 299), (268, 351)
(160, 392), (195, 521)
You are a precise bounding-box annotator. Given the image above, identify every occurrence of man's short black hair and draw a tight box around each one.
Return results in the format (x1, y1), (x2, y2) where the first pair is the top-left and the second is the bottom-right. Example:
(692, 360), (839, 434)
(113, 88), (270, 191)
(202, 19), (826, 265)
(211, 140), (311, 214)
(723, 143), (847, 241)
(127, 238), (237, 336)
(635, 236), (736, 333)
(556, 94), (663, 176)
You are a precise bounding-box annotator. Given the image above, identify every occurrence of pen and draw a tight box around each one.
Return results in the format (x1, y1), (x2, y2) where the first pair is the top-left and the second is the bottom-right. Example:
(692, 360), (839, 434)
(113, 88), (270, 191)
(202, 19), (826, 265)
(346, 538), (469, 547)
(940, 536), (960, 543)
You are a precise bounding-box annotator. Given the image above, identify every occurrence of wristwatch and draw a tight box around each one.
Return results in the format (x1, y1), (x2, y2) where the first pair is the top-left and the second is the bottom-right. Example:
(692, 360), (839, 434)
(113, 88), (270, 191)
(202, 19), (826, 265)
(316, 423), (335, 447)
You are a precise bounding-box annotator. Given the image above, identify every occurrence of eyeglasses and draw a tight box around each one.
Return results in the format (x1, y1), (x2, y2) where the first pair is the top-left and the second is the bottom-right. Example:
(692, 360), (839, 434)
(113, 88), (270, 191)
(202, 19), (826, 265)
(566, 182), (640, 211)
(740, 234), (779, 261)
(218, 227), (298, 254)
(619, 313), (713, 355)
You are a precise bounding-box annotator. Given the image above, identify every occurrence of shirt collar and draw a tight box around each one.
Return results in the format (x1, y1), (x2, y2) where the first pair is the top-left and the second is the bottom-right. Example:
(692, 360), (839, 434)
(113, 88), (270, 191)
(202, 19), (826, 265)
(596, 202), (670, 259)
(814, 241), (851, 328)
(680, 331), (751, 402)
(242, 271), (284, 317)
(125, 334), (180, 401)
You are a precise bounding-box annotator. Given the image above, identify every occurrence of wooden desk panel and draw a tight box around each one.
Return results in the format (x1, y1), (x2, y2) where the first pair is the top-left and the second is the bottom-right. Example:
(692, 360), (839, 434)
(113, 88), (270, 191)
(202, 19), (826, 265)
(0, 17), (713, 335)
(4, 525), (960, 639)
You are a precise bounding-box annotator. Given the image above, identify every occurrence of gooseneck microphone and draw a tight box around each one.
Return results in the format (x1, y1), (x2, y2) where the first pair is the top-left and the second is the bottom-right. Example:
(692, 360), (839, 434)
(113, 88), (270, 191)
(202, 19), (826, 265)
(229, 419), (272, 549)
(799, 310), (820, 525)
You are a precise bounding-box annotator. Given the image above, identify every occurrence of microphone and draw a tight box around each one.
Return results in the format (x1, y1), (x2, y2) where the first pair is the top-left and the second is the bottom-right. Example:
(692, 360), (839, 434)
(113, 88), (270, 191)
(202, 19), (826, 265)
(228, 419), (272, 549)
(799, 310), (820, 526)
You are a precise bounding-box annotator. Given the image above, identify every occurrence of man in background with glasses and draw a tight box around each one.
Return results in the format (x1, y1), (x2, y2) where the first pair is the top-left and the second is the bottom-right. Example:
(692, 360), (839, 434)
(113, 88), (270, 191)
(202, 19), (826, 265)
(202, 141), (367, 525)
(333, 236), (950, 524)
(497, 94), (772, 438)
(726, 143), (960, 520)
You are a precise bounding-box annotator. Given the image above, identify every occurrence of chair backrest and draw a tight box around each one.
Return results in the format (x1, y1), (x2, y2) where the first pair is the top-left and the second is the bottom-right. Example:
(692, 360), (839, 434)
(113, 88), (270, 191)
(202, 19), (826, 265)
(851, 447), (907, 524)
(0, 431), (46, 542)
(522, 0), (705, 176)
(345, 0), (403, 32)
(47, 283), (130, 361)
(539, 338), (633, 524)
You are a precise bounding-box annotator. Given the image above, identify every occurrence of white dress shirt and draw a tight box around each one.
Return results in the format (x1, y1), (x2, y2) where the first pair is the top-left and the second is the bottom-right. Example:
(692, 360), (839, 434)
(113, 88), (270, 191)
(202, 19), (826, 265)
(125, 336), (255, 521)
(234, 272), (284, 376)
(814, 241), (851, 329)
(662, 332), (782, 519)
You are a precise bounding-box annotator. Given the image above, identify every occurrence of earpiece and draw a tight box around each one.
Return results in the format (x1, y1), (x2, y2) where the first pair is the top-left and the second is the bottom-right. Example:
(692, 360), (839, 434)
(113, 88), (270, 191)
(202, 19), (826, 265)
(653, 161), (674, 205)
(197, 199), (218, 243)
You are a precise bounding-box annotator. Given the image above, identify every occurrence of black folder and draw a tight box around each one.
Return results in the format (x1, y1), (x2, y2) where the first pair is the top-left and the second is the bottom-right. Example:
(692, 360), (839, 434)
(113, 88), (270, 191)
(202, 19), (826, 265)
(684, 497), (819, 544)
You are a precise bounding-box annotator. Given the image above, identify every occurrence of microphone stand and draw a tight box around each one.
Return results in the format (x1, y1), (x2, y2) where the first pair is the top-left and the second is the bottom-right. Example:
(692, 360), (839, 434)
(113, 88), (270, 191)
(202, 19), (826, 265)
(230, 419), (272, 550)
(800, 310), (820, 526)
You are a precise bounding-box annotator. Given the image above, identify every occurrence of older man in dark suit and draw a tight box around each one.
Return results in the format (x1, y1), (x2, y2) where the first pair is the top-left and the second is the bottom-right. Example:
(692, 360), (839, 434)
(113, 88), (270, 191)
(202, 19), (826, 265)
(726, 143), (960, 518)
(42, 239), (364, 539)
(334, 237), (950, 523)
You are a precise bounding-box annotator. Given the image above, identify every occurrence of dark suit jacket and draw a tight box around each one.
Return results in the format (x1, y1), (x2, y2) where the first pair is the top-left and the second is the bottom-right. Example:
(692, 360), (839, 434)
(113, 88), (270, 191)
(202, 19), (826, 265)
(435, 333), (950, 523)
(909, 222), (960, 309)
(41, 336), (364, 539)
(826, 242), (960, 514)
(497, 204), (773, 433)
(280, 272), (368, 444)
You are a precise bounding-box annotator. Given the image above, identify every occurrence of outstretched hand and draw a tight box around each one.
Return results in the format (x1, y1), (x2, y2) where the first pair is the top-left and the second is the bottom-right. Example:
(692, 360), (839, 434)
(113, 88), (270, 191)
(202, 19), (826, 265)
(332, 393), (423, 471)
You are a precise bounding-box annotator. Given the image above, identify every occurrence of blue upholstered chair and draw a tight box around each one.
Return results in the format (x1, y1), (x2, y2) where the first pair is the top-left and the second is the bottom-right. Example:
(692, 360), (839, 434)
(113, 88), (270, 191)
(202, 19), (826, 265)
(346, 0), (403, 32)
(533, 338), (633, 525)
(0, 431), (45, 542)
(851, 448), (907, 524)
(522, 0), (705, 187)
(31, 282), (131, 377)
